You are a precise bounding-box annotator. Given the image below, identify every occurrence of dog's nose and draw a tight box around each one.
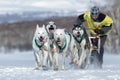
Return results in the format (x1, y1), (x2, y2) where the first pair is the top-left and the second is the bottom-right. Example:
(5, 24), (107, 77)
(57, 37), (60, 40)
(40, 36), (43, 39)
(77, 32), (80, 34)
(50, 25), (53, 28)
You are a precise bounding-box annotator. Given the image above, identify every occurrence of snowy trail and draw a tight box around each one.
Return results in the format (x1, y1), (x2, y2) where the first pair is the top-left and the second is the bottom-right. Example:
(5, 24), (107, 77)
(0, 51), (120, 80)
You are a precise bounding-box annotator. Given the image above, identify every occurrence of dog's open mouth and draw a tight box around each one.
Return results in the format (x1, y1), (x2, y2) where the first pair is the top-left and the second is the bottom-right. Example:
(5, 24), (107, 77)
(76, 34), (81, 37)
(39, 37), (44, 42)
(49, 28), (55, 33)
(49, 27), (54, 30)
(57, 40), (62, 45)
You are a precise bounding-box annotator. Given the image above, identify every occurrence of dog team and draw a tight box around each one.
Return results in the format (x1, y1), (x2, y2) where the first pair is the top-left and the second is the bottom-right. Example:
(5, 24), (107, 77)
(32, 21), (92, 70)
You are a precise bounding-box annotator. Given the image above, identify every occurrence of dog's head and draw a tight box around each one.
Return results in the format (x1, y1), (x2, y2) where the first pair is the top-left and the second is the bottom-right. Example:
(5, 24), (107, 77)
(72, 24), (84, 38)
(54, 29), (66, 46)
(34, 24), (48, 43)
(46, 21), (57, 34)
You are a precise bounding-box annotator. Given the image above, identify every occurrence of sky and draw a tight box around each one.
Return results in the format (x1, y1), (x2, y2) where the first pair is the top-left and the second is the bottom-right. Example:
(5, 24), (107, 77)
(0, 0), (112, 13)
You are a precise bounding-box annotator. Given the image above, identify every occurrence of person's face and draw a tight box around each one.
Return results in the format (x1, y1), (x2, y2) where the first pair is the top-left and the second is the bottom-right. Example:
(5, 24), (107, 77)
(91, 13), (99, 20)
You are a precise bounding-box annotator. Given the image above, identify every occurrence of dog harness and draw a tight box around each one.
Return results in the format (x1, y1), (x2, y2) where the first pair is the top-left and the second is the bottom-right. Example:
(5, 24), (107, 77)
(35, 39), (44, 50)
(57, 39), (67, 53)
(74, 33), (85, 44)
(56, 32), (72, 53)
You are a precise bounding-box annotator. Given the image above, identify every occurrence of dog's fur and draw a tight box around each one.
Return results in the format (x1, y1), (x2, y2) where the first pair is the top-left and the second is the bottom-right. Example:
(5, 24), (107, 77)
(72, 24), (90, 69)
(32, 24), (52, 70)
(54, 28), (77, 70)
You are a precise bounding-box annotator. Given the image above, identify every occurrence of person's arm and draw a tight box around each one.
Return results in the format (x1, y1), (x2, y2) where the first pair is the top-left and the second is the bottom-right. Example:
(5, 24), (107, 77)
(101, 24), (112, 33)
(94, 24), (112, 34)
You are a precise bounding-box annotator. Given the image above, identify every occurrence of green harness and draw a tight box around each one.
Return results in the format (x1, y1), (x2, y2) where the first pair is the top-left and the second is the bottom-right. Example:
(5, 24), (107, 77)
(56, 32), (72, 52)
(35, 39), (44, 50)
(74, 33), (85, 44)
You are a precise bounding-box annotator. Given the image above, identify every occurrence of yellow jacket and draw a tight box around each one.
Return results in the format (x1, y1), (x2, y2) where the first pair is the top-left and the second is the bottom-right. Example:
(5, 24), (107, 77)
(83, 11), (113, 35)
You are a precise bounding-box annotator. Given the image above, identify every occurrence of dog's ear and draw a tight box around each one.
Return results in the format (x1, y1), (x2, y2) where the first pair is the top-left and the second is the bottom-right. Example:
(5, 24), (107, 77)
(42, 24), (45, 29)
(74, 24), (77, 27)
(63, 28), (66, 32)
(36, 24), (40, 29)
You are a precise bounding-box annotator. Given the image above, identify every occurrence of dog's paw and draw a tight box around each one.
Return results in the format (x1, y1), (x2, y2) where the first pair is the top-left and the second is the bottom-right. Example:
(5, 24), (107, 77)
(34, 67), (39, 70)
(69, 61), (74, 64)
(54, 67), (59, 71)
(42, 65), (48, 70)
(61, 66), (65, 70)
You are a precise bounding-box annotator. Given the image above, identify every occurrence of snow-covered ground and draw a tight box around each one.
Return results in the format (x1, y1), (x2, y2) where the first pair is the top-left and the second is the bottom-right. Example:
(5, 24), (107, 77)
(0, 50), (120, 80)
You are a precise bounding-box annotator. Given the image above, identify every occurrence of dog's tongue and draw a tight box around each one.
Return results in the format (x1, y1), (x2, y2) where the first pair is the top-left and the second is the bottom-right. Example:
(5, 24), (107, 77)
(57, 40), (62, 45)
(77, 34), (81, 37)
(39, 38), (43, 42)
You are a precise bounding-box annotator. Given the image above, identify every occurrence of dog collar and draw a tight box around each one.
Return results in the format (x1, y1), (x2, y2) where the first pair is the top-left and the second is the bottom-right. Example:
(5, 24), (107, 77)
(35, 39), (44, 49)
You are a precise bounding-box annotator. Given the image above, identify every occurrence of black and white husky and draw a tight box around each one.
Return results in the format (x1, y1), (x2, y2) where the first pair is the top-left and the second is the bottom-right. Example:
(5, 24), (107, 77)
(72, 24), (90, 69)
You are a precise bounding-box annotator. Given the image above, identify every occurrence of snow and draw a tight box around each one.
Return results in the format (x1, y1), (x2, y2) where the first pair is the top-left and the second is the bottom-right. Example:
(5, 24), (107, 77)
(0, 50), (120, 80)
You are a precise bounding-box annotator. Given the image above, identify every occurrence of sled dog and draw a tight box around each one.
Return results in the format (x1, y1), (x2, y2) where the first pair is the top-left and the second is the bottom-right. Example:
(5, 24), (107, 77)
(54, 28), (77, 70)
(72, 24), (90, 69)
(32, 24), (52, 70)
(46, 21), (59, 70)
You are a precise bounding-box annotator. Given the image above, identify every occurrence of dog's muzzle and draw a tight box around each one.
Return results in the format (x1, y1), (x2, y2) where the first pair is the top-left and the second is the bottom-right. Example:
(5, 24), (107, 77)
(39, 36), (44, 42)
(56, 38), (62, 45)
(76, 32), (81, 37)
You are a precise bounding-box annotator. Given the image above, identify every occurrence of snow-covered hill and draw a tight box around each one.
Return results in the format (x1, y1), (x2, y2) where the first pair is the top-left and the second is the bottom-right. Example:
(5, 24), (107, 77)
(0, 51), (120, 80)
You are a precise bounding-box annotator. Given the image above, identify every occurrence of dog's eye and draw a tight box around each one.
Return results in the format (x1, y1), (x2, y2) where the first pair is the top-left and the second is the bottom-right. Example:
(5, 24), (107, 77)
(79, 28), (81, 30)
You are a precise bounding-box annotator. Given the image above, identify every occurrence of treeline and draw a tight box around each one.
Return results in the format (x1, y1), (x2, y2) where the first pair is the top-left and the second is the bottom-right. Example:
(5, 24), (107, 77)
(104, 0), (120, 53)
(0, 17), (76, 51)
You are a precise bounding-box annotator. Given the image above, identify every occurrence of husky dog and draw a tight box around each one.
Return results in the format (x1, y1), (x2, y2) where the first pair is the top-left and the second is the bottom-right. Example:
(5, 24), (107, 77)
(72, 24), (90, 69)
(54, 28), (77, 70)
(32, 24), (52, 70)
(46, 21), (57, 36)
(46, 21), (59, 70)
(45, 21), (57, 52)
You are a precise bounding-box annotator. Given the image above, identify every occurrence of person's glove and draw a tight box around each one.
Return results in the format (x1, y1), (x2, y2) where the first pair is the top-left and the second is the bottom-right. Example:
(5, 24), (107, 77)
(94, 29), (104, 34)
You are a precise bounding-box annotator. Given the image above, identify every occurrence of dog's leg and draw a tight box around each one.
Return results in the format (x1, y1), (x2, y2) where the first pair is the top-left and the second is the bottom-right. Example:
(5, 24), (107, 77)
(34, 52), (39, 70)
(42, 51), (48, 70)
(53, 52), (59, 70)
(62, 52), (66, 70)
(48, 52), (53, 67)
(85, 49), (91, 68)
(34, 51), (42, 70)
(77, 45), (86, 68)
(73, 45), (79, 64)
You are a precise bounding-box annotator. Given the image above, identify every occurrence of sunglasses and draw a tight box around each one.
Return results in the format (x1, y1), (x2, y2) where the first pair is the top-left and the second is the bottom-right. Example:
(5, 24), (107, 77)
(91, 13), (99, 16)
